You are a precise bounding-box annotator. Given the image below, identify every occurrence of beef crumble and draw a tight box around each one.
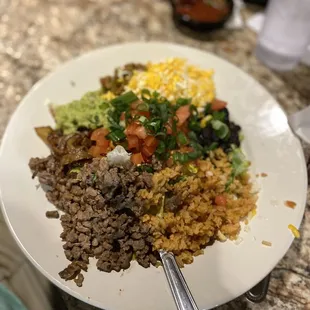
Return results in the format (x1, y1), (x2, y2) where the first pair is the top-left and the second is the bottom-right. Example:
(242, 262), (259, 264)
(100, 63), (146, 95)
(45, 210), (59, 219)
(29, 156), (158, 287)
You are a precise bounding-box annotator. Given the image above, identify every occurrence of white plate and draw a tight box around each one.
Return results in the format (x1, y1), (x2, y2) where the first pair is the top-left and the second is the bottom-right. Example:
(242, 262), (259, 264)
(0, 42), (307, 310)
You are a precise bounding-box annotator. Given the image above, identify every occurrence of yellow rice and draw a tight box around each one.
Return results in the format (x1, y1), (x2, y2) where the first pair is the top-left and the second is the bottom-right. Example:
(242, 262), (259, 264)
(140, 149), (257, 266)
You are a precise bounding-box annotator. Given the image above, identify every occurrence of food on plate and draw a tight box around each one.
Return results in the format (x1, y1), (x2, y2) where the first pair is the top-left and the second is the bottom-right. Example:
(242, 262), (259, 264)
(285, 200), (296, 209)
(52, 91), (111, 135)
(29, 58), (257, 286)
(262, 240), (272, 247)
(288, 224), (300, 238)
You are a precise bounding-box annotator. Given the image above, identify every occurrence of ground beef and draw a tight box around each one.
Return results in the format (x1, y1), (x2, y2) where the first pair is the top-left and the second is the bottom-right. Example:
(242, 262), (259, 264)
(100, 63), (146, 95)
(45, 210), (59, 219)
(74, 273), (84, 287)
(164, 193), (183, 213)
(29, 155), (158, 286)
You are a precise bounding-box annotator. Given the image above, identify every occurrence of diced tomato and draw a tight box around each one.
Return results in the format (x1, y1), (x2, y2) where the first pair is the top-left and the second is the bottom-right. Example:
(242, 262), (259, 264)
(166, 157), (174, 167)
(125, 122), (139, 136)
(120, 112), (125, 121)
(178, 121), (189, 135)
(131, 110), (151, 119)
(144, 136), (158, 148)
(215, 195), (227, 206)
(138, 111), (151, 118)
(91, 127), (109, 141)
(131, 152), (144, 165)
(135, 125), (147, 140)
(89, 145), (104, 157)
(127, 135), (140, 150)
(211, 99), (227, 111)
(130, 100), (142, 110)
(141, 144), (157, 158)
(165, 119), (173, 135)
(165, 124), (173, 135)
(176, 105), (191, 126)
(96, 137), (110, 148)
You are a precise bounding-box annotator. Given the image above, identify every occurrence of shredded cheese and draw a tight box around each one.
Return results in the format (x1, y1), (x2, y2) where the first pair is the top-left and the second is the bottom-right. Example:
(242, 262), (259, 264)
(126, 58), (215, 108)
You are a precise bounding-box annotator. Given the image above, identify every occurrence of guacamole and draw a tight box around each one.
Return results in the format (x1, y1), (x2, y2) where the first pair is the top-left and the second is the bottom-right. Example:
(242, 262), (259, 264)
(52, 91), (111, 134)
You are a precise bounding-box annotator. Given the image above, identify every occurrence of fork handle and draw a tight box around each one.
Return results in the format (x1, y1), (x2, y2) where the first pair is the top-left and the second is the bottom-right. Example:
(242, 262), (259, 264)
(160, 250), (199, 310)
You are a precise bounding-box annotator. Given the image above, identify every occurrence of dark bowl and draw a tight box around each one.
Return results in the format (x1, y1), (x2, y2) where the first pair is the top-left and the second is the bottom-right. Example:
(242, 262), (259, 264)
(171, 0), (234, 32)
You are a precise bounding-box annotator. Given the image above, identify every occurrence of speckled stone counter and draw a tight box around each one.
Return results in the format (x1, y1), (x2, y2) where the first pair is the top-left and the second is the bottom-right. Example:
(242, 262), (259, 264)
(0, 1), (309, 309)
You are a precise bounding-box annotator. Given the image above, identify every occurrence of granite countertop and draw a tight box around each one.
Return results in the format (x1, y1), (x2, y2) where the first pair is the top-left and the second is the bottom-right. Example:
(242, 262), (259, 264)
(0, 1), (309, 309)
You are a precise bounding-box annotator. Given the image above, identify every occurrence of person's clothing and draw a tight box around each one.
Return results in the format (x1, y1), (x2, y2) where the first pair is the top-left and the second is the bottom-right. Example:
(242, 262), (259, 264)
(0, 284), (27, 310)
(0, 212), (54, 310)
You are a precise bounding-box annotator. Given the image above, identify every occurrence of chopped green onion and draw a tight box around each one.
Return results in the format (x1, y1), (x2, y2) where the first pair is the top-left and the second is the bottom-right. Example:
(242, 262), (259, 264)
(166, 136), (177, 150)
(137, 165), (154, 173)
(204, 103), (212, 115)
(91, 173), (97, 183)
(177, 132), (188, 145)
(141, 89), (152, 101)
(156, 141), (166, 154)
(171, 118), (177, 135)
(107, 114), (124, 130)
(111, 91), (138, 105)
(188, 131), (198, 142)
(137, 102), (149, 111)
(212, 110), (226, 122)
(106, 130), (126, 142)
(188, 119), (201, 132)
(176, 98), (191, 109)
(211, 120), (230, 139)
(138, 116), (147, 124)
(146, 119), (162, 133)
(226, 147), (250, 190)
(204, 142), (218, 152)
(187, 150), (202, 160)
(173, 152), (189, 164)
(230, 147), (249, 176)
(159, 103), (169, 123)
(153, 91), (160, 98)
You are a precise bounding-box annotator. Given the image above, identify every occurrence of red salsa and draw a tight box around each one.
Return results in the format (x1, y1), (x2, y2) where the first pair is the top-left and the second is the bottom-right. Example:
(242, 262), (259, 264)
(175, 0), (230, 23)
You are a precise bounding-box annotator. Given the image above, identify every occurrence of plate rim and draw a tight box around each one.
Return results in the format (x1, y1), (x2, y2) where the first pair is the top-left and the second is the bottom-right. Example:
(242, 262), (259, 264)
(0, 41), (308, 309)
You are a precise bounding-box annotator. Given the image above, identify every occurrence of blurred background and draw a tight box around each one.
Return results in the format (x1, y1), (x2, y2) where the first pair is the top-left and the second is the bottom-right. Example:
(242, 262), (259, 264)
(0, 1), (309, 309)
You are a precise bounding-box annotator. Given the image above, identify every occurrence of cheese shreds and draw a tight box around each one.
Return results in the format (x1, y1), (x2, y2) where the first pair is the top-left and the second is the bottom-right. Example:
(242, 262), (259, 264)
(288, 224), (300, 238)
(262, 240), (272, 247)
(126, 58), (215, 108)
